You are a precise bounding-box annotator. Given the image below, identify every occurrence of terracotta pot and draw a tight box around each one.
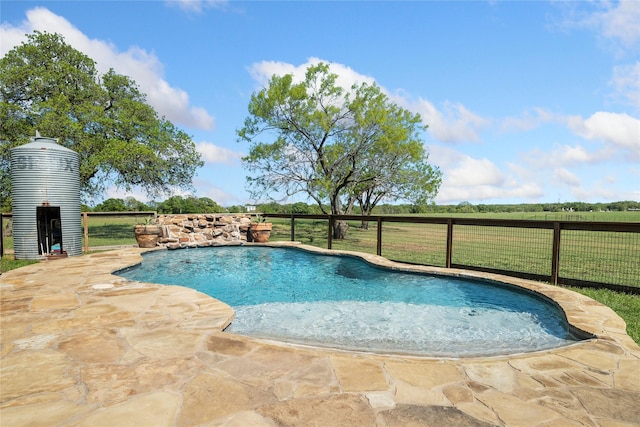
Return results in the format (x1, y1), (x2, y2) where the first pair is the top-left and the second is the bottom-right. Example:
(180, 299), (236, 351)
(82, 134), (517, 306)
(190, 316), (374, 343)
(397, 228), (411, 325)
(249, 222), (272, 243)
(134, 225), (162, 248)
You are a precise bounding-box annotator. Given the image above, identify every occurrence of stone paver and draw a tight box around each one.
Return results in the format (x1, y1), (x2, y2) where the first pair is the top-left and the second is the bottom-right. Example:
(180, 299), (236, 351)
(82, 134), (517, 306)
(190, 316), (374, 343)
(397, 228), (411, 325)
(1, 244), (639, 426)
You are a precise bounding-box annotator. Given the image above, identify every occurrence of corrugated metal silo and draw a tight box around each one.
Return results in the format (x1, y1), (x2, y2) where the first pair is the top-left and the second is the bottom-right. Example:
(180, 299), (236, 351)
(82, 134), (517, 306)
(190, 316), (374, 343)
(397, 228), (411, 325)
(10, 135), (82, 259)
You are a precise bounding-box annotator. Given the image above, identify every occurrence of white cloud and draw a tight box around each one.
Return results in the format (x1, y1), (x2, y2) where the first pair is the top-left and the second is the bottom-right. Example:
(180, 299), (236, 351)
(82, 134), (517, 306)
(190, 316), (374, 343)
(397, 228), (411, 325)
(557, 144), (602, 164)
(248, 60), (299, 87)
(446, 157), (505, 187)
(596, 0), (640, 47)
(551, 1), (640, 114)
(506, 110), (639, 166)
(556, 144), (602, 164)
(525, 144), (609, 171)
(404, 99), (490, 143)
(429, 145), (543, 204)
(516, 140), (640, 203)
(166, 0), (228, 13)
(553, 0), (640, 52)
(0, 19), (27, 53)
(435, 183), (544, 204)
(192, 177), (244, 206)
(0, 7), (215, 130)
(570, 185), (639, 202)
(554, 168), (581, 187)
(196, 142), (244, 164)
(610, 62), (640, 108)
(567, 111), (640, 154)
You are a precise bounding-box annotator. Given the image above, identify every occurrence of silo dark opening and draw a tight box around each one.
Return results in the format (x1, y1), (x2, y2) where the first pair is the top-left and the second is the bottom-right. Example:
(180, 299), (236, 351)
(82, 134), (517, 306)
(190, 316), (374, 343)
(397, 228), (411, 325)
(36, 205), (64, 256)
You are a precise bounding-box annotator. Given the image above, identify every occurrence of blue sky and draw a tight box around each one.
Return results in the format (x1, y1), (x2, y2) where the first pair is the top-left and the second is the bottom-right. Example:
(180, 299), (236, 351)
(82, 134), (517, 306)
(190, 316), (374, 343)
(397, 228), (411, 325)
(1, 1), (638, 207)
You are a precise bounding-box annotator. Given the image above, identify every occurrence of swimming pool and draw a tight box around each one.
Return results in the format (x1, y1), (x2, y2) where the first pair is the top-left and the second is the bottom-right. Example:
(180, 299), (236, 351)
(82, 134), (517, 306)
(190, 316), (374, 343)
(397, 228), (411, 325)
(117, 246), (586, 356)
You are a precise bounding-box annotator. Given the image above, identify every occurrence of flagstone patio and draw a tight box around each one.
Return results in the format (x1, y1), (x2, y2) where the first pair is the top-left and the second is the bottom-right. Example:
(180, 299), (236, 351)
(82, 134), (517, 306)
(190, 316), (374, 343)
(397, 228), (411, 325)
(1, 244), (638, 426)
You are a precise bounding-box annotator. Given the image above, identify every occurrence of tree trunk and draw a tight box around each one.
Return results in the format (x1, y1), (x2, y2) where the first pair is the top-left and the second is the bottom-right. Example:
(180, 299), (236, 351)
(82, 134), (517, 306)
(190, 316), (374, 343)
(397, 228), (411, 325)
(330, 194), (349, 239)
(333, 220), (348, 239)
(360, 207), (373, 230)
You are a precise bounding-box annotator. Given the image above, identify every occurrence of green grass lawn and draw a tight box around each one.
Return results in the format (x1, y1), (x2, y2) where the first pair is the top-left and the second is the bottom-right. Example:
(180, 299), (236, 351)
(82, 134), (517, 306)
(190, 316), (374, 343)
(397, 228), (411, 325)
(568, 287), (640, 345)
(83, 214), (142, 247)
(0, 255), (38, 272)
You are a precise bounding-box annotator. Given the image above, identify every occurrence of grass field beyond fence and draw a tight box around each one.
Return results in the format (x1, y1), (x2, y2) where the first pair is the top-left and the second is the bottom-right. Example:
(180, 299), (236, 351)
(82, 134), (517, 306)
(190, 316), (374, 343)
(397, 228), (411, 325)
(267, 214), (639, 292)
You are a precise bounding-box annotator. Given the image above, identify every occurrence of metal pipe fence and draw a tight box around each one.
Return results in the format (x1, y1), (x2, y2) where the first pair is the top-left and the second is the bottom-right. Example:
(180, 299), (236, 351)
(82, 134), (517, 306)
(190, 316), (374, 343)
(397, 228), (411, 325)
(266, 214), (640, 294)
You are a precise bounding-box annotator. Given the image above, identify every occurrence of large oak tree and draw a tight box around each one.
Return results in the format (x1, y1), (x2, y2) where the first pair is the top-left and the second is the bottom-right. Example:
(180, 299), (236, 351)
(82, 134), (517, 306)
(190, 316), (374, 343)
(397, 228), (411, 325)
(0, 31), (203, 209)
(237, 63), (441, 238)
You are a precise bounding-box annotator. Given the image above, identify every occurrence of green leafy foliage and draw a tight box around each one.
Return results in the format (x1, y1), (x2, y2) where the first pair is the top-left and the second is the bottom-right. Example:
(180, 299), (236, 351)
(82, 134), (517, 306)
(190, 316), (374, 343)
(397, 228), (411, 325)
(93, 197), (152, 212)
(237, 62), (442, 225)
(0, 31), (203, 203)
(569, 287), (640, 344)
(156, 195), (224, 214)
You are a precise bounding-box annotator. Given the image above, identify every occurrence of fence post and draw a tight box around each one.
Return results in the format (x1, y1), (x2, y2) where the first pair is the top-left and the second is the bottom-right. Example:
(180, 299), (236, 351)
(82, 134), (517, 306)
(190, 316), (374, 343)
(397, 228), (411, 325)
(446, 218), (453, 268)
(376, 217), (382, 256)
(0, 212), (4, 258)
(290, 214), (295, 241)
(551, 222), (561, 285)
(327, 215), (333, 250)
(83, 212), (89, 253)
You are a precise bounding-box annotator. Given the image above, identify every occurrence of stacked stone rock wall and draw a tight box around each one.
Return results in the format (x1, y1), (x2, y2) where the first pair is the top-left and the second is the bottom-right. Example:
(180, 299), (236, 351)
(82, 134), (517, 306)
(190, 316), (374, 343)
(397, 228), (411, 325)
(154, 214), (253, 249)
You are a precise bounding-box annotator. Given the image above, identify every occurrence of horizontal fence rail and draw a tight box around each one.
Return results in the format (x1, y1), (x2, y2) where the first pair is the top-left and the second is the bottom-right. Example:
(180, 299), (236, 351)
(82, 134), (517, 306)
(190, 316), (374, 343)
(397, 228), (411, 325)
(265, 214), (640, 294)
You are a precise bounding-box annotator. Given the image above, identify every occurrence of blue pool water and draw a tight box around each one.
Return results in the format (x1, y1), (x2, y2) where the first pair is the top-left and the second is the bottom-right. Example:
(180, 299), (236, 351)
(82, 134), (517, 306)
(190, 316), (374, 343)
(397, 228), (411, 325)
(117, 246), (585, 356)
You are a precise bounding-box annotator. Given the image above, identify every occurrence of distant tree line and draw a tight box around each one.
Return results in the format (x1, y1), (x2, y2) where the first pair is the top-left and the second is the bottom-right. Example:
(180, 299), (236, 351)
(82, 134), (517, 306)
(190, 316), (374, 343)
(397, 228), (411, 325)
(378, 200), (640, 214)
(61, 196), (640, 216)
(85, 196), (225, 214)
(417, 200), (640, 214)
